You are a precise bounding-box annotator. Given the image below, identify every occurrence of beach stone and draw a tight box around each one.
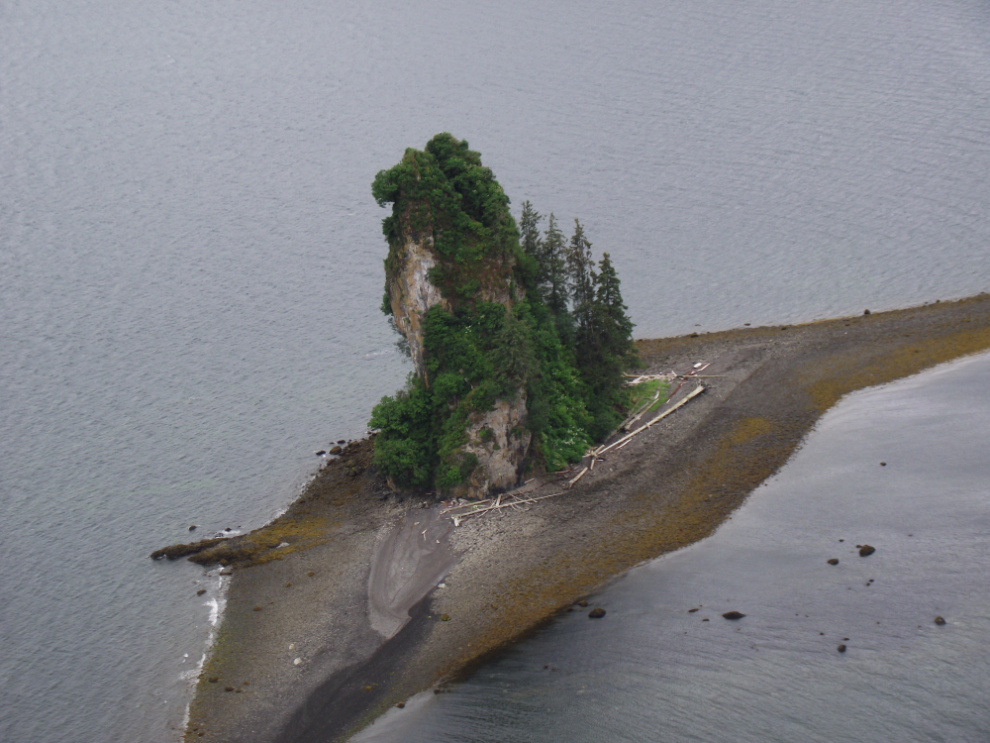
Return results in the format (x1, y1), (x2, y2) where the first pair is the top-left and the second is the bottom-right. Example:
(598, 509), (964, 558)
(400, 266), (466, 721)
(307, 571), (315, 577)
(837, 644), (847, 652)
(315, 450), (326, 456)
(329, 446), (342, 454)
(197, 588), (206, 596)
(440, 614), (451, 621)
(702, 618), (709, 622)
(189, 525), (197, 531)
(859, 545), (876, 557)
(827, 558), (839, 565)
(880, 462), (886, 466)
(253, 606), (263, 611)
(864, 309), (871, 315)
(578, 600), (588, 607)
(588, 607), (606, 618)
(337, 440), (346, 444)
(934, 616), (946, 625)
(225, 686), (235, 692)
(722, 611), (746, 620)
(397, 702), (405, 709)
(688, 607), (699, 613)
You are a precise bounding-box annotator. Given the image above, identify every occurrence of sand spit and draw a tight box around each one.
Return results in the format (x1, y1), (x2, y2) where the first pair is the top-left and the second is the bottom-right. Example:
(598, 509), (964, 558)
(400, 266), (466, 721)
(177, 294), (990, 743)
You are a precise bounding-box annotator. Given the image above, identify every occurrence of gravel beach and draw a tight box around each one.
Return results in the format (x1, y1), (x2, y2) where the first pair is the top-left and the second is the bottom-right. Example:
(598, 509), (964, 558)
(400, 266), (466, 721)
(178, 294), (990, 743)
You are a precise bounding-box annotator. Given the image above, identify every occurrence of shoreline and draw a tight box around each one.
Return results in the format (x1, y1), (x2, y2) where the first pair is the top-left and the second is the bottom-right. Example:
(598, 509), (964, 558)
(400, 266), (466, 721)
(179, 294), (990, 743)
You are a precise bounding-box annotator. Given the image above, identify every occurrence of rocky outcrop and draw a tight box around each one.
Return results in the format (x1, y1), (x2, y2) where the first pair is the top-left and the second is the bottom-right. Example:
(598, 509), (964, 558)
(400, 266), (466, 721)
(387, 229), (449, 379)
(385, 209), (530, 499)
(451, 395), (532, 499)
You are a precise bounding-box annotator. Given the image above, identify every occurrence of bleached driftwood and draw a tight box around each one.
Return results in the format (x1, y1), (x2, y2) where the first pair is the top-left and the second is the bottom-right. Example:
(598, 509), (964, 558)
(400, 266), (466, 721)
(450, 489), (569, 521)
(595, 383), (705, 457)
(566, 466), (589, 489)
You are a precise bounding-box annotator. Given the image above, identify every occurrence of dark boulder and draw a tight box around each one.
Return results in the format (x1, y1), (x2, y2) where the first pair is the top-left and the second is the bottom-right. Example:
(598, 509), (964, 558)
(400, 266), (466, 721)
(722, 611), (746, 620)
(588, 607), (606, 618)
(827, 558), (839, 565)
(859, 545), (876, 557)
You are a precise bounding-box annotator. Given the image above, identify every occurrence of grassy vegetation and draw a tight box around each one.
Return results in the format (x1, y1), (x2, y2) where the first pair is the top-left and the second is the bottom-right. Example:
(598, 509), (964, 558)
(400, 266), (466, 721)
(626, 378), (671, 415)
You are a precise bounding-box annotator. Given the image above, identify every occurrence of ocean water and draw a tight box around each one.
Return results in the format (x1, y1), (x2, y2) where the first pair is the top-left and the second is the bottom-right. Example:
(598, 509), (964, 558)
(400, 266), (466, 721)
(355, 351), (990, 743)
(1, 0), (989, 740)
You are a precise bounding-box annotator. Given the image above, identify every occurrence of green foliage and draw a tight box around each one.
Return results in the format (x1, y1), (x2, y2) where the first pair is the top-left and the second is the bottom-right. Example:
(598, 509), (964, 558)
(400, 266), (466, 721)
(373, 133), (521, 306)
(369, 135), (638, 491)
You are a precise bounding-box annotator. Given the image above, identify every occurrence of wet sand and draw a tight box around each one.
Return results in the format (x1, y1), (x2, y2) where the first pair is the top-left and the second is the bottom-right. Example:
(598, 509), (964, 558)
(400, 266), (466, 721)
(180, 294), (990, 743)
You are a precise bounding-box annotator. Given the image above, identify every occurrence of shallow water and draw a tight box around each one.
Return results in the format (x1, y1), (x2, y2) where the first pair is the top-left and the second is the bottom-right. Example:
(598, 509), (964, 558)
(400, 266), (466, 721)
(354, 352), (990, 743)
(1, 0), (989, 740)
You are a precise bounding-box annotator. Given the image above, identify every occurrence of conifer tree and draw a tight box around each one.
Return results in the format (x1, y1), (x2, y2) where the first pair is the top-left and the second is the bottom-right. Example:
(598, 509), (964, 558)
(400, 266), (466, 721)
(542, 214), (572, 345)
(567, 219), (596, 322)
(519, 201), (543, 264)
(594, 252), (636, 365)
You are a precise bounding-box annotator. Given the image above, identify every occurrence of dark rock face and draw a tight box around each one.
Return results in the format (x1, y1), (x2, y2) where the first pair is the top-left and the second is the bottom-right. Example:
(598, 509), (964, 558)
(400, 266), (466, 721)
(859, 544), (876, 557)
(722, 611), (746, 620)
(827, 558), (839, 565)
(588, 607), (606, 618)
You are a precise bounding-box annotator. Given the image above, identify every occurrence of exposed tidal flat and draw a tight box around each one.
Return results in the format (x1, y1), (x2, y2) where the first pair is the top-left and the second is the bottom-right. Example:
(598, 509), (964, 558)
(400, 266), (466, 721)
(179, 296), (990, 742)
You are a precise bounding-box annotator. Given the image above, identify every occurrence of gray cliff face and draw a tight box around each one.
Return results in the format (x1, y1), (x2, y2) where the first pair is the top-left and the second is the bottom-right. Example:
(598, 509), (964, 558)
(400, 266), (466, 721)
(386, 228), (529, 499)
(452, 394), (532, 499)
(387, 231), (448, 379)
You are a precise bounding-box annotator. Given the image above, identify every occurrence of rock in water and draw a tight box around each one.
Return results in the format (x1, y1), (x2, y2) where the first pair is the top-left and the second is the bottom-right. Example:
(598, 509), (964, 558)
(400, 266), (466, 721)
(934, 616), (946, 625)
(859, 545), (876, 557)
(827, 558), (839, 565)
(722, 611), (746, 620)
(837, 644), (847, 652)
(588, 607), (606, 618)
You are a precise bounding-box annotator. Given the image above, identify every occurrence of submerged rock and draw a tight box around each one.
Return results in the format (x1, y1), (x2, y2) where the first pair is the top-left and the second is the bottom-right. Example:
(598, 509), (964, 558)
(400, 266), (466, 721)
(934, 616), (946, 625)
(859, 544), (876, 557)
(722, 611), (746, 620)
(588, 607), (606, 618)
(827, 558), (839, 565)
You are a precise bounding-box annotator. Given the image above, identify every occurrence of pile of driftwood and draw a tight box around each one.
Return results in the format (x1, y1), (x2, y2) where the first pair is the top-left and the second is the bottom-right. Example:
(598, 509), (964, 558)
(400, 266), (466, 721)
(564, 363), (710, 489)
(439, 485), (570, 526)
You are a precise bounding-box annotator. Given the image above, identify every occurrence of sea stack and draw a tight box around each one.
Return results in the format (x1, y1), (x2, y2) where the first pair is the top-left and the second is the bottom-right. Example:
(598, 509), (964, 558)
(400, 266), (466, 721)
(372, 133), (531, 499)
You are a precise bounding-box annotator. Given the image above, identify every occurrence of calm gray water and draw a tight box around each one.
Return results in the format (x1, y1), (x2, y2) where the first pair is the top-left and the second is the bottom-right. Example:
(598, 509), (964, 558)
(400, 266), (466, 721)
(355, 352), (990, 743)
(1, 0), (988, 741)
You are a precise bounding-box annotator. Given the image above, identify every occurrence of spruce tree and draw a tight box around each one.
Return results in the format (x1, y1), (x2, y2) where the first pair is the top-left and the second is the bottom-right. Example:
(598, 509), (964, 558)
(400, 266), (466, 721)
(519, 201), (543, 264)
(542, 214), (572, 345)
(594, 252), (636, 366)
